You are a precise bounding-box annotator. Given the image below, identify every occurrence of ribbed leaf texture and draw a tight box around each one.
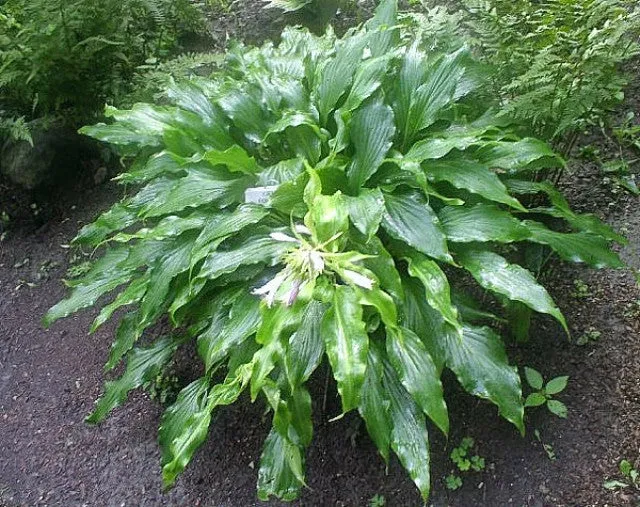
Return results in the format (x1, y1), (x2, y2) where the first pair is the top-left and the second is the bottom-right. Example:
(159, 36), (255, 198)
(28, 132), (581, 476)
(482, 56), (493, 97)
(44, 0), (625, 501)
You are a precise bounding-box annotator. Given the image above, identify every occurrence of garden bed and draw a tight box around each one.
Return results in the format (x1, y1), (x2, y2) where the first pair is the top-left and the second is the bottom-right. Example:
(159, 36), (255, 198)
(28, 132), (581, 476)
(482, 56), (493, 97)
(0, 2), (639, 506)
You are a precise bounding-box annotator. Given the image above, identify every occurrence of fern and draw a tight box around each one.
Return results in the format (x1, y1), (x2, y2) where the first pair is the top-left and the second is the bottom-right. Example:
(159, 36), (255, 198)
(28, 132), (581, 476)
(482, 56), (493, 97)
(462, 0), (640, 147)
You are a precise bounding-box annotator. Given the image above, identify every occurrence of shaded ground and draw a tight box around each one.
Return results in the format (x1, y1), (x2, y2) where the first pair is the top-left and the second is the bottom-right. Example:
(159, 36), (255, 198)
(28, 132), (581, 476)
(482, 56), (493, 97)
(1, 2), (639, 506)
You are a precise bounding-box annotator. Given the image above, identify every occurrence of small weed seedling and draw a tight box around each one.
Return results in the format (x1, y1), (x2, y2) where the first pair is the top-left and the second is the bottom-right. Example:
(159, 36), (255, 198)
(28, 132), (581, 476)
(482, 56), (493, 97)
(524, 367), (568, 418)
(572, 279), (592, 299)
(368, 494), (386, 507)
(604, 459), (639, 491)
(143, 368), (180, 406)
(446, 437), (485, 490)
(576, 327), (602, 346)
(534, 429), (556, 461)
(445, 473), (463, 491)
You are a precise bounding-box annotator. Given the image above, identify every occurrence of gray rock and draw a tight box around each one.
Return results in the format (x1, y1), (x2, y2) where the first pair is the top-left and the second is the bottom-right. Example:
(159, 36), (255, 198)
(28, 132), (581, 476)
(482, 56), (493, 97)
(0, 125), (86, 190)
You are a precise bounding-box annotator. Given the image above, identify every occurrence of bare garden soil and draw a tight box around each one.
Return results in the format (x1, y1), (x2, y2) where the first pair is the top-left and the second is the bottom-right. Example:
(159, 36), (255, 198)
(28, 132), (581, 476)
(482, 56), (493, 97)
(1, 2), (639, 506)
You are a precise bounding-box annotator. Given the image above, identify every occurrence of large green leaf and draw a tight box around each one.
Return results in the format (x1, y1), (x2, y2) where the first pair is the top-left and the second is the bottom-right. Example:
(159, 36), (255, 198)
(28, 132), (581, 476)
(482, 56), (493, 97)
(457, 248), (567, 332)
(524, 220), (624, 268)
(382, 190), (452, 263)
(366, 0), (399, 58)
(477, 138), (563, 172)
(426, 158), (525, 210)
(73, 202), (138, 246)
(257, 428), (305, 502)
(159, 377), (210, 486)
(358, 346), (392, 463)
(86, 336), (179, 424)
(387, 327), (449, 435)
(43, 248), (133, 326)
(401, 278), (449, 373)
(403, 250), (461, 334)
(139, 237), (193, 327)
(342, 54), (393, 113)
(198, 292), (261, 371)
(344, 188), (385, 239)
(440, 204), (531, 243)
(347, 100), (395, 191)
(90, 273), (150, 333)
(103, 312), (144, 371)
(140, 168), (250, 218)
(397, 49), (466, 147)
(381, 350), (431, 501)
(443, 325), (524, 433)
(321, 285), (369, 413)
(284, 301), (326, 389)
(204, 145), (262, 174)
(316, 33), (368, 123)
(195, 236), (290, 283)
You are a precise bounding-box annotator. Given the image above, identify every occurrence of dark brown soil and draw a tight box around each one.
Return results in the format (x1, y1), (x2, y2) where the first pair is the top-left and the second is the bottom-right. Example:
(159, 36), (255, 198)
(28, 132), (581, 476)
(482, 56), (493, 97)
(1, 3), (639, 507)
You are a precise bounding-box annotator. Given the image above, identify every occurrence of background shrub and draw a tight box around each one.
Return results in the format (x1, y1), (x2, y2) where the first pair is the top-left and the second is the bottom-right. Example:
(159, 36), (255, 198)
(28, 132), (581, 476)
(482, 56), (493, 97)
(0, 0), (206, 137)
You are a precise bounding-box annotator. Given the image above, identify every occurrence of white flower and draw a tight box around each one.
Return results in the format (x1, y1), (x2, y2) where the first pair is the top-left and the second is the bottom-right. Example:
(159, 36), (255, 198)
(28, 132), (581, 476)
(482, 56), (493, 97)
(294, 224), (312, 235)
(342, 269), (374, 290)
(270, 232), (300, 243)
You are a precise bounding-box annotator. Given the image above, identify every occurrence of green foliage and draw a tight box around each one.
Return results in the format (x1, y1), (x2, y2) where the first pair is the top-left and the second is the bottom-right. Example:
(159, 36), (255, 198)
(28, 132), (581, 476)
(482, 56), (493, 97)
(0, 115), (32, 144)
(450, 436), (485, 473)
(462, 0), (640, 146)
(368, 493), (387, 507)
(604, 459), (639, 491)
(445, 473), (463, 490)
(576, 326), (601, 346)
(0, 0), (205, 128)
(45, 0), (624, 501)
(524, 367), (569, 418)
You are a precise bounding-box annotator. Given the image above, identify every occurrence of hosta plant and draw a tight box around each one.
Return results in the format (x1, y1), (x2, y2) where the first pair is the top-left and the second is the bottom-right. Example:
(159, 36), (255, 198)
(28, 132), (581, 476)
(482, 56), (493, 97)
(44, 0), (625, 501)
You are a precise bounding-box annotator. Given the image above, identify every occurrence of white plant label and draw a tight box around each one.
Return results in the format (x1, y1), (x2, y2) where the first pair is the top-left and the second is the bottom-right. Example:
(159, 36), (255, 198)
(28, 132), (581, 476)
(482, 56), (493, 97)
(244, 186), (278, 205)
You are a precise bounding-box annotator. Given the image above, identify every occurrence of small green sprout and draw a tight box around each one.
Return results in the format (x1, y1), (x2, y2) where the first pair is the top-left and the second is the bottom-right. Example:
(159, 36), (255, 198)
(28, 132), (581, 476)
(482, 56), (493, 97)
(524, 367), (569, 418)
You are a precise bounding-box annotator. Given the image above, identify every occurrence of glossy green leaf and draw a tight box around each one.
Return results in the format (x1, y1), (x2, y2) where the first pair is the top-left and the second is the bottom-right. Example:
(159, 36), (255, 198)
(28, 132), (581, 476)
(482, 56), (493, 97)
(344, 188), (385, 240)
(546, 399), (568, 418)
(43, 248), (133, 327)
(284, 301), (326, 389)
(524, 220), (624, 268)
(440, 204), (530, 243)
(382, 191), (452, 263)
(366, 0), (398, 58)
(196, 236), (290, 283)
(387, 327), (449, 435)
(524, 367), (544, 390)
(316, 33), (367, 123)
(257, 428), (305, 502)
(524, 393), (546, 407)
(90, 274), (150, 333)
(198, 292), (261, 371)
(322, 285), (369, 413)
(140, 168), (250, 218)
(73, 202), (138, 246)
(359, 346), (392, 463)
(404, 250), (461, 334)
(443, 325), (524, 433)
(342, 54), (393, 113)
(204, 145), (262, 174)
(477, 138), (563, 172)
(545, 376), (569, 395)
(457, 248), (568, 333)
(426, 159), (525, 211)
(401, 278), (449, 373)
(347, 100), (395, 191)
(382, 353), (431, 501)
(86, 335), (179, 424)
(159, 377), (211, 486)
